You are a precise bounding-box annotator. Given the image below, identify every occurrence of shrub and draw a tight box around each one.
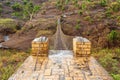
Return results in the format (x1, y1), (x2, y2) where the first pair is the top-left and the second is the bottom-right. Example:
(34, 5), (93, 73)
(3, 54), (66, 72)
(23, 0), (29, 5)
(81, 2), (87, 10)
(94, 48), (120, 74)
(99, 53), (119, 73)
(100, 0), (107, 7)
(78, 9), (83, 15)
(11, 2), (23, 11)
(93, 49), (120, 79)
(5, 1), (11, 6)
(107, 30), (118, 42)
(112, 74), (120, 80)
(75, 24), (81, 30)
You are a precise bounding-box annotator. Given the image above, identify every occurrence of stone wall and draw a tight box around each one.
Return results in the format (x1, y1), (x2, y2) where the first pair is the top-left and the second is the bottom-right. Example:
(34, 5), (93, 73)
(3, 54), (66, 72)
(73, 37), (91, 57)
(32, 37), (49, 57)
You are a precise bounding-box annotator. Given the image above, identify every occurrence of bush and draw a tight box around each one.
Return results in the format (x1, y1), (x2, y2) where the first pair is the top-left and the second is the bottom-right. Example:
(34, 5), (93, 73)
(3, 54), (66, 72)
(11, 2), (23, 11)
(93, 48), (120, 79)
(81, 2), (87, 10)
(78, 9), (83, 15)
(23, 0), (29, 5)
(75, 24), (81, 30)
(99, 53), (119, 73)
(107, 30), (118, 42)
(112, 74), (120, 80)
(100, 0), (107, 7)
(5, 1), (11, 6)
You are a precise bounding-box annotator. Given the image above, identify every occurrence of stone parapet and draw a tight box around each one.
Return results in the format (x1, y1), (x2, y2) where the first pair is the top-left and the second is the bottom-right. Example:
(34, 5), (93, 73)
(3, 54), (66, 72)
(73, 37), (91, 57)
(32, 37), (49, 57)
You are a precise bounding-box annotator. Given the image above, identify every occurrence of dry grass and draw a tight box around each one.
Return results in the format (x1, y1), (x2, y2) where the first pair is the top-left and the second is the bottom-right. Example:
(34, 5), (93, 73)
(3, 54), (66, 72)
(0, 49), (29, 80)
(36, 30), (54, 37)
(0, 18), (17, 31)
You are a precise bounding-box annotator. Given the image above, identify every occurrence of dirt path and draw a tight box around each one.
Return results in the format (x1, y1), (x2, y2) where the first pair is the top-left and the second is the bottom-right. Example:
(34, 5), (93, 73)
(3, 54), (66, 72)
(54, 17), (68, 50)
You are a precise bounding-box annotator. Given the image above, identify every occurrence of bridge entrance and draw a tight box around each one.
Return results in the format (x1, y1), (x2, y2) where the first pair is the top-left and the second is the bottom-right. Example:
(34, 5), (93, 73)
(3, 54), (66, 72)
(9, 17), (113, 80)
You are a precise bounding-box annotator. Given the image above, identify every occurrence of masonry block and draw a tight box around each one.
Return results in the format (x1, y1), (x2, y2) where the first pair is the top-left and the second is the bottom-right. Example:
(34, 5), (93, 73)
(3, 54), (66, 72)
(32, 37), (49, 57)
(73, 37), (91, 57)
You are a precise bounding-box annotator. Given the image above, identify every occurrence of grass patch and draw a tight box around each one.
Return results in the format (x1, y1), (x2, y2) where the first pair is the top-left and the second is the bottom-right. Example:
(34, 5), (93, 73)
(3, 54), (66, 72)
(0, 18), (17, 31)
(92, 48), (120, 80)
(36, 30), (53, 37)
(0, 49), (29, 80)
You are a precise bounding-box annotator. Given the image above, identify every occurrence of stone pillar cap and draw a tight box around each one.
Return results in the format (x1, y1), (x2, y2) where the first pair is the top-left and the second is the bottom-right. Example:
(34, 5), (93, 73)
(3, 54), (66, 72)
(33, 36), (48, 42)
(74, 36), (90, 42)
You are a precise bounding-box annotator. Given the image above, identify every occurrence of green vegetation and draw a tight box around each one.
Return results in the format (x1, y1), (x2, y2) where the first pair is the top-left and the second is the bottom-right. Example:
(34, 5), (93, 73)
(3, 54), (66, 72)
(110, 2), (120, 12)
(75, 24), (81, 30)
(5, 1), (11, 6)
(0, 18), (17, 31)
(0, 50), (29, 80)
(107, 30), (120, 48)
(112, 74), (120, 80)
(0, 0), (120, 80)
(92, 48), (120, 79)
(23, 1), (40, 20)
(84, 16), (93, 23)
(12, 0), (40, 20)
(12, 2), (22, 11)
(77, 1), (87, 15)
(108, 30), (118, 42)
(56, 0), (65, 11)
(75, 19), (81, 30)
(0, 3), (2, 15)
(100, 0), (107, 7)
(81, 2), (87, 10)
(36, 30), (53, 37)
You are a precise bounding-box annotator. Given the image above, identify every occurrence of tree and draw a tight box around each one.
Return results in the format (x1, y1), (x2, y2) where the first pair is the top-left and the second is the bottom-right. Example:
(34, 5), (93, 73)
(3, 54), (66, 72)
(11, 1), (40, 20)
(23, 2), (40, 20)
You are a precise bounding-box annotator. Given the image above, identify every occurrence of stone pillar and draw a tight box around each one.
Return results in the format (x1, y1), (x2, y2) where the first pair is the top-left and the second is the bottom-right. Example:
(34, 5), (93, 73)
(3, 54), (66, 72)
(73, 37), (91, 57)
(32, 37), (49, 57)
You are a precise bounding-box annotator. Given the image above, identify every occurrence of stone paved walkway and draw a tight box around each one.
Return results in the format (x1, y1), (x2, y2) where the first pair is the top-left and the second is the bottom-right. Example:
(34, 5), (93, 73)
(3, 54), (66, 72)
(9, 50), (113, 80)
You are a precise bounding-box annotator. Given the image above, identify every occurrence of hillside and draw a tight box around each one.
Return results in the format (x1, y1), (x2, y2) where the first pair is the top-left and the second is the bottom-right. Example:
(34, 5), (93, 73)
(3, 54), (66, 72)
(0, 0), (120, 50)
(0, 0), (120, 80)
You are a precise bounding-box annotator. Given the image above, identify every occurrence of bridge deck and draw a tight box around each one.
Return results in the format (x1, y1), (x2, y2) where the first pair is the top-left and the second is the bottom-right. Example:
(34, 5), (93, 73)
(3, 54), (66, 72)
(9, 50), (113, 80)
